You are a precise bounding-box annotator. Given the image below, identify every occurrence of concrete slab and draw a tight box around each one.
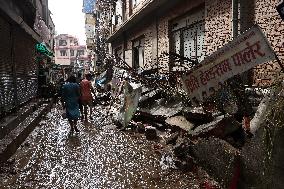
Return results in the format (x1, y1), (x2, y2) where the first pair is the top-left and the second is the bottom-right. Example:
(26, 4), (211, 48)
(0, 102), (51, 163)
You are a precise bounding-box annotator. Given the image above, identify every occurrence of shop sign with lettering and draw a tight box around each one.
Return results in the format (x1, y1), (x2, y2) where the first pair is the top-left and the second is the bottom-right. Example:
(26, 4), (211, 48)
(182, 25), (275, 103)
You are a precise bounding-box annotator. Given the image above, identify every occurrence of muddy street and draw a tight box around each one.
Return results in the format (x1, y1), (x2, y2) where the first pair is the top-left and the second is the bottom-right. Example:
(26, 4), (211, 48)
(0, 105), (214, 189)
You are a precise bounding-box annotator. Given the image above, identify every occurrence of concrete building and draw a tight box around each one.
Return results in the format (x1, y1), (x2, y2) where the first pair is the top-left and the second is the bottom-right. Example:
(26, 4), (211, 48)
(54, 34), (90, 76)
(0, 0), (55, 115)
(33, 0), (55, 52)
(82, 0), (97, 73)
(93, 0), (114, 73)
(105, 0), (284, 86)
(84, 14), (96, 72)
(100, 1), (284, 187)
(33, 0), (56, 91)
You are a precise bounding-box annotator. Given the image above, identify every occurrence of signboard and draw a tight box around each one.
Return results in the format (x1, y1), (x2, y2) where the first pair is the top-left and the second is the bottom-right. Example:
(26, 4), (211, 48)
(277, 1), (284, 20)
(83, 0), (96, 14)
(111, 68), (126, 97)
(119, 81), (142, 128)
(182, 25), (276, 104)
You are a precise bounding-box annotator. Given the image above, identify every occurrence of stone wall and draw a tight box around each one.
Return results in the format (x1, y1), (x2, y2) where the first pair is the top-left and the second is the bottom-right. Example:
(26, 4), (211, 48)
(112, 0), (205, 71)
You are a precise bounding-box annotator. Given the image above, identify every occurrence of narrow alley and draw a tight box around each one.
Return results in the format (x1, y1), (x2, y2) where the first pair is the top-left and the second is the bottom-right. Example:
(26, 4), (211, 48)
(1, 0), (284, 188)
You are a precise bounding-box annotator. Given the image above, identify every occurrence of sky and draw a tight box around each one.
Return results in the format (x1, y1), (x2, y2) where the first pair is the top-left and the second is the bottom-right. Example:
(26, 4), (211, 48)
(49, 0), (86, 45)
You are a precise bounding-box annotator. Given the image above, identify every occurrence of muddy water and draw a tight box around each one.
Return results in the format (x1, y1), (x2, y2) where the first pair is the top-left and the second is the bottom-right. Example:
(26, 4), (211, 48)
(1, 106), (208, 189)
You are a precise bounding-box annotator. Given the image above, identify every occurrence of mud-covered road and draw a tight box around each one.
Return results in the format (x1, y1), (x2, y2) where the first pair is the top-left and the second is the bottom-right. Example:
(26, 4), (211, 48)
(0, 105), (218, 189)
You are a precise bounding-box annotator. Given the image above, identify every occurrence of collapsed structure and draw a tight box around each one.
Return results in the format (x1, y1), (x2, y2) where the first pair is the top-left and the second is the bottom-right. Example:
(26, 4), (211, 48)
(92, 0), (284, 188)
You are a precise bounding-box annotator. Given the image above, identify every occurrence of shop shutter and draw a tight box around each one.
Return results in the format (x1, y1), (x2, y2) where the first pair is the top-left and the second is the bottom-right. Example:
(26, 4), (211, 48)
(13, 26), (37, 105)
(0, 16), (15, 112)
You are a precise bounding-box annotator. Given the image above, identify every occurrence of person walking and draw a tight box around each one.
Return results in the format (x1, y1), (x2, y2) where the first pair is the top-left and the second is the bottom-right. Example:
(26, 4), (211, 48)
(56, 78), (65, 107)
(80, 74), (95, 121)
(76, 74), (84, 120)
(62, 75), (81, 133)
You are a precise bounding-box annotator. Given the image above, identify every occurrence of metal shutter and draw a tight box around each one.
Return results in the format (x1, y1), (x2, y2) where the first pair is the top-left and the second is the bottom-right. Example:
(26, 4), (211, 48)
(13, 26), (38, 105)
(0, 16), (15, 113)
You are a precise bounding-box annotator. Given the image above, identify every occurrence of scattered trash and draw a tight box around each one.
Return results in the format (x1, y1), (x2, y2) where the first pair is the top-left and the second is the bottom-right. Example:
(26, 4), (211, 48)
(160, 152), (177, 170)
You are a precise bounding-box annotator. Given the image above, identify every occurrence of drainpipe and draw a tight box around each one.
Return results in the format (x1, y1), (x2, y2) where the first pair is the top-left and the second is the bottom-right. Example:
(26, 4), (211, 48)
(239, 0), (255, 85)
(156, 16), (159, 72)
(232, 0), (239, 39)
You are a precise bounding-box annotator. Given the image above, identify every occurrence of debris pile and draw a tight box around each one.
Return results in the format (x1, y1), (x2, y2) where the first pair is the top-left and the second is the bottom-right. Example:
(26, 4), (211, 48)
(92, 25), (284, 187)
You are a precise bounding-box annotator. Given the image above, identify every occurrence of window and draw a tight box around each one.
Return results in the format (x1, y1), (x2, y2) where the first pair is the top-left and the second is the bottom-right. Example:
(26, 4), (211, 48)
(171, 10), (205, 63)
(80, 60), (84, 66)
(60, 50), (67, 56)
(122, 0), (126, 21)
(132, 37), (144, 70)
(129, 0), (133, 16)
(114, 46), (123, 59)
(70, 50), (74, 56)
(114, 0), (123, 25)
(77, 50), (85, 56)
(132, 0), (141, 7)
(183, 22), (204, 62)
(59, 40), (67, 46)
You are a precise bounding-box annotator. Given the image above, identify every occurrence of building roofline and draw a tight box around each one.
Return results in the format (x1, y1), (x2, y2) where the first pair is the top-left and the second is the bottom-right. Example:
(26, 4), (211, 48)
(107, 0), (184, 43)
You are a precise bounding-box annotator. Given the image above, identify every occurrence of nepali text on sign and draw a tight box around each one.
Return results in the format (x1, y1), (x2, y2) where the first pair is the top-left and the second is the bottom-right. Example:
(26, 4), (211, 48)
(182, 25), (275, 103)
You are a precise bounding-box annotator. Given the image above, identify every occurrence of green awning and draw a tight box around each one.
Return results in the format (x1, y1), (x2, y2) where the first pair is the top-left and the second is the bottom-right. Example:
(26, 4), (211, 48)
(35, 43), (54, 57)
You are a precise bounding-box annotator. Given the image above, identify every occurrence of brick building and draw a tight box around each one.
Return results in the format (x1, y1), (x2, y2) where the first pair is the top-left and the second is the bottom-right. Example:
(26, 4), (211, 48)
(105, 0), (284, 86)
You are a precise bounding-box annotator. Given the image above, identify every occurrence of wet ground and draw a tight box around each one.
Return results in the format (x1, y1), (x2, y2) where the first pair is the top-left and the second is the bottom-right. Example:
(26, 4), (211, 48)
(0, 105), (218, 189)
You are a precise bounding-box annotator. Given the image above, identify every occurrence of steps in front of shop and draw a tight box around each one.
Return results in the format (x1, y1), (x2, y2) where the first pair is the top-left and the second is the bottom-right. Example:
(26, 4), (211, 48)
(0, 100), (52, 163)
(0, 99), (45, 140)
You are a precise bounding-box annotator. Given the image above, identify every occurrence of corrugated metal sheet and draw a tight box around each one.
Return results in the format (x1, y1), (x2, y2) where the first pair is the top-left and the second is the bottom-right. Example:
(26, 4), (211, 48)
(0, 15), (38, 115)
(13, 25), (37, 105)
(0, 16), (15, 112)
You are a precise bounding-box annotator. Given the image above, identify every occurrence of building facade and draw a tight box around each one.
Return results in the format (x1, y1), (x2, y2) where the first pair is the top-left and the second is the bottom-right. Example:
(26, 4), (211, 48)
(54, 34), (91, 76)
(105, 0), (283, 86)
(82, 0), (98, 73)
(0, 0), (55, 116)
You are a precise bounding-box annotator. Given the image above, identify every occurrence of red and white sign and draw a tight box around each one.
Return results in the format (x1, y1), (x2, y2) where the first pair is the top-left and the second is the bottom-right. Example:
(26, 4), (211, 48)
(182, 25), (276, 103)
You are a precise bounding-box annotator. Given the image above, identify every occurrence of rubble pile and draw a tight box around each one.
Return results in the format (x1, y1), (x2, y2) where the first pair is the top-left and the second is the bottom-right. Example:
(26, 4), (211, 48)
(93, 76), (284, 188)
(0, 158), (17, 180)
(93, 46), (284, 187)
